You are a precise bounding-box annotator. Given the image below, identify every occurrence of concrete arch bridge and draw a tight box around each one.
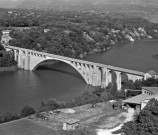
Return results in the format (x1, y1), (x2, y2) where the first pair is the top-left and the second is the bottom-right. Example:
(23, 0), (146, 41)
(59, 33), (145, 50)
(5, 45), (145, 90)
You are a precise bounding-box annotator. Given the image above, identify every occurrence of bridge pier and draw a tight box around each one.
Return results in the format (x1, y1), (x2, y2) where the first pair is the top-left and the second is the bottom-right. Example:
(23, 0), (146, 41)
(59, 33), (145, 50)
(101, 67), (107, 88)
(85, 65), (90, 84)
(14, 50), (18, 62)
(18, 50), (22, 69)
(24, 51), (30, 70)
(89, 66), (93, 85)
(115, 71), (122, 91)
(92, 66), (98, 86)
(106, 69), (112, 86)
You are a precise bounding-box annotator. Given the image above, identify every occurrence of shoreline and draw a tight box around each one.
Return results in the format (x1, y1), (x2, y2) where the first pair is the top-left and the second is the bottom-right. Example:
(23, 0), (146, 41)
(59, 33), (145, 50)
(0, 66), (18, 72)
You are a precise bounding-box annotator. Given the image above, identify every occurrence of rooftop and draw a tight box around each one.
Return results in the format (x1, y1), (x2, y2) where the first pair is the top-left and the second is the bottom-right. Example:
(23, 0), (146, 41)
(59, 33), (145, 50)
(142, 87), (158, 94)
(147, 70), (157, 76)
(122, 94), (149, 104)
(64, 118), (79, 124)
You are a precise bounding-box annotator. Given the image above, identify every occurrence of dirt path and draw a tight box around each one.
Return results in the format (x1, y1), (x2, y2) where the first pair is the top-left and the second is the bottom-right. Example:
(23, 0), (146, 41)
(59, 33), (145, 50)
(97, 108), (135, 135)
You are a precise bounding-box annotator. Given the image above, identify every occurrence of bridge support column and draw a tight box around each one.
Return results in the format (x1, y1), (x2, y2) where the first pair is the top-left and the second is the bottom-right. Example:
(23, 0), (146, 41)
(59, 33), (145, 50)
(85, 65), (90, 84)
(14, 50), (18, 62)
(127, 73), (143, 82)
(115, 71), (122, 91)
(92, 66), (99, 86)
(89, 66), (93, 85)
(80, 64), (87, 83)
(97, 67), (102, 86)
(24, 51), (30, 70)
(18, 50), (22, 69)
(106, 69), (112, 86)
(101, 67), (107, 88)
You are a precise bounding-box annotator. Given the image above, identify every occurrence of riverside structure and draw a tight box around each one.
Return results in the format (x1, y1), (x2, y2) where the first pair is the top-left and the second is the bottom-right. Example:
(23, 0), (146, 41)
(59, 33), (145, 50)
(5, 45), (145, 90)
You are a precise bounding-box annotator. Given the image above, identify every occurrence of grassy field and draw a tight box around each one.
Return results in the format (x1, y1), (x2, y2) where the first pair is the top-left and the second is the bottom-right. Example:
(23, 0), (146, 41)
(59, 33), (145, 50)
(0, 118), (59, 135)
(0, 102), (125, 135)
(31, 102), (124, 131)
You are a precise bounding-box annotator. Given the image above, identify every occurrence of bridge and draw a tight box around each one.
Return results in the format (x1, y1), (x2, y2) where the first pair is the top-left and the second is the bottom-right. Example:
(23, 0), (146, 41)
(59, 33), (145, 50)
(5, 45), (145, 90)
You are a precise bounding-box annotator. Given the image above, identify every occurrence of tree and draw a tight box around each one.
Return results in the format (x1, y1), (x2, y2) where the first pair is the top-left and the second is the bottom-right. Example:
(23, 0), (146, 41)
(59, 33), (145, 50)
(0, 51), (17, 67)
(0, 113), (20, 123)
(21, 106), (36, 117)
(38, 98), (66, 112)
(61, 128), (96, 135)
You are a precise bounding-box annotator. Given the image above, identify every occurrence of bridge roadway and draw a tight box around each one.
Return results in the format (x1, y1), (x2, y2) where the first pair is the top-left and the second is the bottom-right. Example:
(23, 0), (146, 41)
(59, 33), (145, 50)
(6, 45), (144, 76)
(5, 45), (145, 90)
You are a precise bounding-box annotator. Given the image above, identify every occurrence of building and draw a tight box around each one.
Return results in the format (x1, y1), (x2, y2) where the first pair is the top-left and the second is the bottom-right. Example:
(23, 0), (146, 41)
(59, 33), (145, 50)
(44, 29), (50, 33)
(144, 70), (158, 80)
(2, 30), (11, 35)
(63, 118), (80, 131)
(1, 30), (12, 46)
(122, 87), (158, 110)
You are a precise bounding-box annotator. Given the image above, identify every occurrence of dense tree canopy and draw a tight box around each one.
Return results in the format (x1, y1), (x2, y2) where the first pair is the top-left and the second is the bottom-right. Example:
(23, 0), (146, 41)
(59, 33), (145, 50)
(0, 9), (157, 58)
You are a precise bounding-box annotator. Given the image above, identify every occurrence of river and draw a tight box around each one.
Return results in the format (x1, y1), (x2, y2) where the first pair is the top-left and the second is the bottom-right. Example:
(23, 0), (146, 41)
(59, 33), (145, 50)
(0, 39), (158, 114)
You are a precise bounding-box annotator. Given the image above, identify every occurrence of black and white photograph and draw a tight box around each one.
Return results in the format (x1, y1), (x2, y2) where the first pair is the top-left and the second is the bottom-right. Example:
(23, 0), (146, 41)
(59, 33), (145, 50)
(0, 0), (158, 135)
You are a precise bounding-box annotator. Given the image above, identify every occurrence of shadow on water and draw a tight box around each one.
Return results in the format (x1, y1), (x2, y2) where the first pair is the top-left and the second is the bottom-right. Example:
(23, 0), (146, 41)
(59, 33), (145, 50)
(36, 65), (85, 82)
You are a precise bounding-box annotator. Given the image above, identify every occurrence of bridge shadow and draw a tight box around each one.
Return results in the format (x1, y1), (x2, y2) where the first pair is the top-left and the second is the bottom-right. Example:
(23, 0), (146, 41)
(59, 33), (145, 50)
(36, 66), (85, 82)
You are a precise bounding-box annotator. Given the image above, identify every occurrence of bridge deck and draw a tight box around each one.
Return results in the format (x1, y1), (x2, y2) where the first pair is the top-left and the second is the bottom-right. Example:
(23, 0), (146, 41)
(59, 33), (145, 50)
(6, 45), (145, 76)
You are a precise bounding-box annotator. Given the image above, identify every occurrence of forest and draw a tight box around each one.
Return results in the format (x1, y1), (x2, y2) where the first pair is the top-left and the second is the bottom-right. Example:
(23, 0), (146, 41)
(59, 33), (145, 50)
(0, 8), (158, 58)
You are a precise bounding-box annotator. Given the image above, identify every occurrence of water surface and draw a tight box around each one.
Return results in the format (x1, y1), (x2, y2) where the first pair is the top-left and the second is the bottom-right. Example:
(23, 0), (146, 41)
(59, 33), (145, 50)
(0, 40), (158, 114)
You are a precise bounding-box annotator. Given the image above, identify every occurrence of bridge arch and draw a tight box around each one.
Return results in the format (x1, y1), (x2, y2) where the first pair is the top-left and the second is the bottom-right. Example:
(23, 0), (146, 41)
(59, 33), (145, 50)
(31, 58), (89, 84)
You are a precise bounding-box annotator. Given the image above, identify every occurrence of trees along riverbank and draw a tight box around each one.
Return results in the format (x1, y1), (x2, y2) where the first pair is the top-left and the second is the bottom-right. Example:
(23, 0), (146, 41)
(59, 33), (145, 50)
(0, 45), (17, 72)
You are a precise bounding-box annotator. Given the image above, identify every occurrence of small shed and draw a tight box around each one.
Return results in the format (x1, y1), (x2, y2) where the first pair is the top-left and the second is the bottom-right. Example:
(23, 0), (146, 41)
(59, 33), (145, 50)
(63, 118), (80, 131)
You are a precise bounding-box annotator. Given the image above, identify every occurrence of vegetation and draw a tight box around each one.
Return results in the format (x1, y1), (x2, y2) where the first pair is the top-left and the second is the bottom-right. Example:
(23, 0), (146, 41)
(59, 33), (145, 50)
(114, 99), (158, 135)
(38, 83), (123, 112)
(21, 106), (36, 118)
(38, 99), (66, 113)
(0, 105), (35, 124)
(0, 119), (59, 135)
(122, 78), (158, 90)
(60, 128), (95, 135)
(0, 9), (158, 58)
(0, 113), (20, 124)
(0, 43), (17, 67)
(0, 51), (17, 67)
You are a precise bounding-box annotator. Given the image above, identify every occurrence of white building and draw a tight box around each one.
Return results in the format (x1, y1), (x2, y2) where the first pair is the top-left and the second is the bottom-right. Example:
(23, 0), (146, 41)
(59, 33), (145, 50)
(63, 118), (80, 131)
(144, 70), (158, 80)
(122, 87), (158, 110)
(1, 30), (12, 46)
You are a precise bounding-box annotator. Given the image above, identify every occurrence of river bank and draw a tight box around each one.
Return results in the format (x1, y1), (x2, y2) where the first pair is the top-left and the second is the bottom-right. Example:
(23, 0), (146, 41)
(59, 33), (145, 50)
(0, 66), (18, 72)
(0, 102), (123, 135)
(0, 101), (136, 135)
